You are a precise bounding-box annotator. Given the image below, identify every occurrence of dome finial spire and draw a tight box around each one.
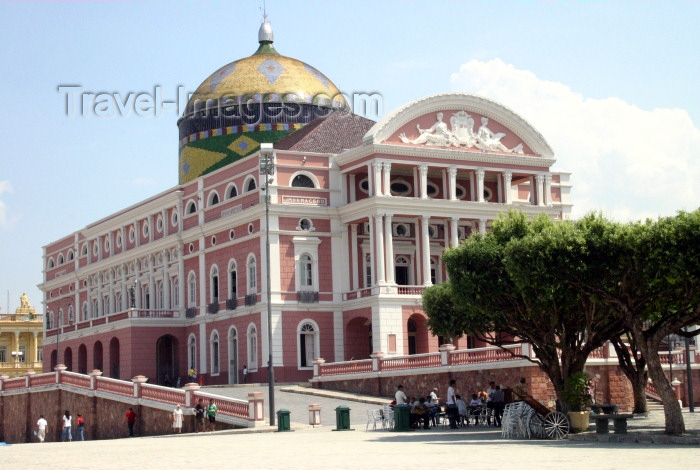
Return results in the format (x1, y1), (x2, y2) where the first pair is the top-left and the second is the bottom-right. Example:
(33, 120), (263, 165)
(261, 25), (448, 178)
(258, 1), (273, 44)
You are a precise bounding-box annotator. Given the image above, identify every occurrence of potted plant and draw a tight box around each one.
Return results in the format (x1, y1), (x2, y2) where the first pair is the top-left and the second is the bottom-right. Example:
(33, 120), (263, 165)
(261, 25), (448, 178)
(562, 372), (592, 431)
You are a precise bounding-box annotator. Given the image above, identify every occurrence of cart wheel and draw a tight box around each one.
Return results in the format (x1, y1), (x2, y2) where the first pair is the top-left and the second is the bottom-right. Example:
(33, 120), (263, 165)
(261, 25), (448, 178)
(528, 413), (547, 439)
(543, 411), (570, 439)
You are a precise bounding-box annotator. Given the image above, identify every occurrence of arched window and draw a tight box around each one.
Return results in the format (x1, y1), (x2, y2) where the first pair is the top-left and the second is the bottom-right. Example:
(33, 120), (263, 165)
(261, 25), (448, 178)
(81, 302), (88, 322)
(209, 192), (220, 207)
(210, 265), (219, 302)
(68, 305), (74, 323)
(228, 260), (237, 301)
(58, 253), (64, 265)
(210, 330), (220, 375)
(291, 174), (315, 188)
(157, 281), (164, 309)
(298, 321), (319, 368)
(188, 334), (197, 373)
(48, 311), (55, 329)
(245, 177), (257, 192)
(247, 324), (258, 371)
(48, 258), (55, 269)
(227, 184), (238, 199)
(247, 255), (257, 292)
(187, 201), (197, 214)
(188, 272), (197, 307)
(172, 278), (179, 308)
(300, 254), (313, 288)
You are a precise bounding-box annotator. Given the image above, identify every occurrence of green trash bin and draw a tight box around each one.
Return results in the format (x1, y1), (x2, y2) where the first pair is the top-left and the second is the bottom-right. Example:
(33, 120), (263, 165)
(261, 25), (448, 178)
(276, 409), (291, 432)
(333, 405), (354, 431)
(393, 404), (412, 432)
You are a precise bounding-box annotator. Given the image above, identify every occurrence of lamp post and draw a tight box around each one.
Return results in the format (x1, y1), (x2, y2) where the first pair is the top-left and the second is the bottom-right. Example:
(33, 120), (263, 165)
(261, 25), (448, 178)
(260, 143), (276, 426)
(684, 329), (695, 412)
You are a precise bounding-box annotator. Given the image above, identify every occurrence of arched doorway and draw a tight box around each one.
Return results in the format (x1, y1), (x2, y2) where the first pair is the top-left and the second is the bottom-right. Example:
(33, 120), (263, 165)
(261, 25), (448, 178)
(50, 349), (57, 371)
(228, 328), (238, 385)
(407, 314), (429, 355)
(93, 341), (103, 372)
(78, 344), (88, 374)
(345, 317), (372, 360)
(64, 347), (73, 371)
(156, 335), (178, 386)
(109, 337), (120, 379)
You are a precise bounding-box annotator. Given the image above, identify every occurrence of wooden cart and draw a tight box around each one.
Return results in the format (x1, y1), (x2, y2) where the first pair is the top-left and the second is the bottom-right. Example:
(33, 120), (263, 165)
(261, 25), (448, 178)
(523, 396), (570, 439)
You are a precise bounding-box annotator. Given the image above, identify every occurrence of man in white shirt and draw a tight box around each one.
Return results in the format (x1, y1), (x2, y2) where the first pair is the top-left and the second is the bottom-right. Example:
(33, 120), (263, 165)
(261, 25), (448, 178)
(446, 379), (458, 429)
(395, 384), (408, 405)
(36, 415), (48, 443)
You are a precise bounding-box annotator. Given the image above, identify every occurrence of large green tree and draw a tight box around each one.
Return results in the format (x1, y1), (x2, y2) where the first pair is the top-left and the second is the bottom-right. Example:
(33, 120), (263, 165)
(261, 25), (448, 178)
(580, 210), (700, 434)
(426, 211), (625, 412)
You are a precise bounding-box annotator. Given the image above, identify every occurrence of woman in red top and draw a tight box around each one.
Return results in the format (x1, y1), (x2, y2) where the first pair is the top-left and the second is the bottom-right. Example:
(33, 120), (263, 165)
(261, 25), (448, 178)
(76, 413), (85, 441)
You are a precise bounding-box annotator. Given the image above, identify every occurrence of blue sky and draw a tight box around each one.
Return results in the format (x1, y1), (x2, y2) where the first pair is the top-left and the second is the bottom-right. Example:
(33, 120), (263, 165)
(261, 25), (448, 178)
(1, 0), (699, 312)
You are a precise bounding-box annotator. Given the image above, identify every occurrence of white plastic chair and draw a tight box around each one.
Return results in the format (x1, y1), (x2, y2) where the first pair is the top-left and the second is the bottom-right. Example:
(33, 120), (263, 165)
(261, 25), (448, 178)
(366, 409), (383, 431)
(382, 404), (395, 430)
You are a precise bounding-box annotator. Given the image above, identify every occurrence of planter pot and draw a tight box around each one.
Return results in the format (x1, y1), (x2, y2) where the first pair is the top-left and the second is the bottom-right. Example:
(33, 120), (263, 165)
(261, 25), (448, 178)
(568, 411), (591, 431)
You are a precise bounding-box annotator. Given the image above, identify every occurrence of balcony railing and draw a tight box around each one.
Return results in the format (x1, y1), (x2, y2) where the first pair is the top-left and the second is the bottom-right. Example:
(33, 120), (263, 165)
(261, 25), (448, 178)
(208, 301), (219, 314)
(226, 298), (237, 310)
(245, 294), (257, 306)
(185, 307), (197, 318)
(297, 291), (319, 303)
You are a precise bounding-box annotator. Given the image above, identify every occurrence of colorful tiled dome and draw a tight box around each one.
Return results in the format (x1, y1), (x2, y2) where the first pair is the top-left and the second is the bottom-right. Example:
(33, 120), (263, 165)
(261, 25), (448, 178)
(177, 20), (347, 184)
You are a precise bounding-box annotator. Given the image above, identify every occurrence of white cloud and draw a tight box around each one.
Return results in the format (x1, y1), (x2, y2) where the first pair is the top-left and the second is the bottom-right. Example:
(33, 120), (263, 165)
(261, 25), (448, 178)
(450, 59), (700, 221)
(0, 180), (13, 227)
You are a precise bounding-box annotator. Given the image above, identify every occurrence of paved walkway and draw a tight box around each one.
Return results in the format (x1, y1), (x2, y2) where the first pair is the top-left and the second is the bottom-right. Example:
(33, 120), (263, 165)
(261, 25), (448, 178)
(2, 384), (698, 469)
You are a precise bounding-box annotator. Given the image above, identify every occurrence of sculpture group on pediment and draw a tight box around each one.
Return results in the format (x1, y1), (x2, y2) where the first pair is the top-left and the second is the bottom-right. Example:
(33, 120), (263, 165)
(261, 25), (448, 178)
(399, 111), (524, 154)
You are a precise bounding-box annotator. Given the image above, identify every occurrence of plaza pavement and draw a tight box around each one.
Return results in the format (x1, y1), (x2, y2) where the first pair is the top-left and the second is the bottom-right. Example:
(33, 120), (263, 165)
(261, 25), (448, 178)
(2, 383), (698, 469)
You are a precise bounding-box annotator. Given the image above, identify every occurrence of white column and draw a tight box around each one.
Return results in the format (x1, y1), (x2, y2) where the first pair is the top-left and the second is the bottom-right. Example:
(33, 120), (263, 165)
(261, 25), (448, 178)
(544, 174), (552, 206)
(421, 216), (431, 286)
(419, 164), (428, 199)
(198, 242), (206, 315)
(350, 224), (359, 290)
(503, 171), (513, 205)
(536, 174), (545, 206)
(178, 246), (185, 311)
(383, 162), (392, 197)
(373, 162), (383, 196)
(384, 214), (394, 284)
(479, 218), (487, 235)
(120, 265), (127, 313)
(477, 168), (485, 203)
(97, 279), (104, 317)
(366, 163), (373, 197)
(450, 217), (459, 248)
(373, 214), (386, 285)
(368, 218), (374, 287)
(148, 256), (156, 310)
(163, 258), (171, 309)
(108, 270), (115, 314)
(448, 167), (457, 200)
(349, 174), (356, 203)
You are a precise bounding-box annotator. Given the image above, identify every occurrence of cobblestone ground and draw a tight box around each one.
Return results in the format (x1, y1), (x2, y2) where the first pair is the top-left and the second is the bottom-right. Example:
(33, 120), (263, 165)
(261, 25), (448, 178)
(2, 384), (698, 470)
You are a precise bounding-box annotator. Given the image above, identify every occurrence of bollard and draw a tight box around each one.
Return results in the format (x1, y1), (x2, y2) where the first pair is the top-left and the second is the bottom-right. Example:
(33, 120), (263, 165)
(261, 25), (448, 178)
(333, 405), (354, 431)
(276, 409), (292, 432)
(308, 404), (322, 427)
(393, 404), (412, 432)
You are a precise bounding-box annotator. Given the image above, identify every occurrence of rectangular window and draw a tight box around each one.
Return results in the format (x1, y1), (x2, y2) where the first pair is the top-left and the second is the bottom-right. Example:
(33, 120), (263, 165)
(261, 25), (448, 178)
(230, 271), (237, 298)
(0, 347), (6, 362)
(37, 347), (43, 362)
(212, 342), (219, 374)
(19, 346), (26, 362)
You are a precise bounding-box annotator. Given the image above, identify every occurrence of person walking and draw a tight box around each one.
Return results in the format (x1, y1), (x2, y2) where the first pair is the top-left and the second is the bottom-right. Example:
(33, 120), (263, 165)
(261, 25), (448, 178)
(206, 399), (218, 432)
(36, 415), (48, 443)
(172, 404), (183, 433)
(194, 398), (206, 433)
(125, 407), (137, 437)
(242, 365), (248, 383)
(61, 410), (72, 442)
(492, 385), (506, 427)
(76, 413), (85, 441)
(446, 379), (458, 429)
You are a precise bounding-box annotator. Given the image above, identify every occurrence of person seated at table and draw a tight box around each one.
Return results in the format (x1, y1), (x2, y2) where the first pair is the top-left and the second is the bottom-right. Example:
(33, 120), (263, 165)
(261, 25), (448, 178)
(423, 397), (438, 428)
(410, 397), (429, 429)
(468, 393), (483, 424)
(456, 394), (468, 427)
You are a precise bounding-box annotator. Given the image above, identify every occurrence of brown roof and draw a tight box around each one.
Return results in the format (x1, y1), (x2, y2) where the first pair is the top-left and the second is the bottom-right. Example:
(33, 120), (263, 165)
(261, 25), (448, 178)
(275, 110), (375, 154)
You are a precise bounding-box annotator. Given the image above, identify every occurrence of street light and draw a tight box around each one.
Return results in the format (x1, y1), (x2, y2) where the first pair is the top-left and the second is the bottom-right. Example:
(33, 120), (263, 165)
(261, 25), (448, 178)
(260, 142), (276, 426)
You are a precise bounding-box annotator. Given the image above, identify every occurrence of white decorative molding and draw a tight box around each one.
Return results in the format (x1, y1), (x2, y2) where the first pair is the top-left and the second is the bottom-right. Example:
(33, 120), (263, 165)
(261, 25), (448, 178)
(281, 196), (328, 206)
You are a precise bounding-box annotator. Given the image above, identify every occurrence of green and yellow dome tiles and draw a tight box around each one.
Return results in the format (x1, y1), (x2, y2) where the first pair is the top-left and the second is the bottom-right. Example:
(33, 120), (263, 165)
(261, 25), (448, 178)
(178, 20), (347, 184)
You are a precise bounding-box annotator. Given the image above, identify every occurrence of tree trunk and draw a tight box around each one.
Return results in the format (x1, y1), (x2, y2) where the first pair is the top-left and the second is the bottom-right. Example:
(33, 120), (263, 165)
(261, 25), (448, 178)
(643, 347), (685, 434)
(630, 373), (648, 414)
(611, 336), (648, 413)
